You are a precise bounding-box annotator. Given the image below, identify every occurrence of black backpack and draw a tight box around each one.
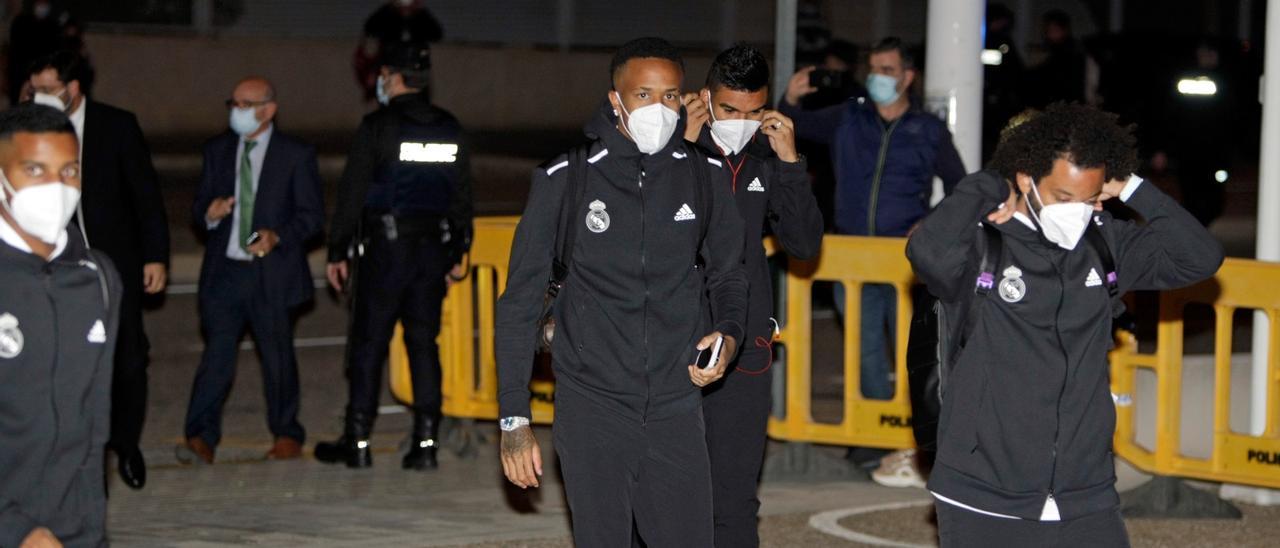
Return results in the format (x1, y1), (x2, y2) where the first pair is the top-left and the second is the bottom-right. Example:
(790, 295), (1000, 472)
(906, 222), (1118, 452)
(536, 144), (713, 352)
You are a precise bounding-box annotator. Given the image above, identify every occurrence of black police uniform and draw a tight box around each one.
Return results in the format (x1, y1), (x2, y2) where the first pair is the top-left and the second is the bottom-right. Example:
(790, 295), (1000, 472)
(691, 127), (823, 547)
(496, 102), (749, 547)
(318, 89), (473, 469)
(0, 226), (122, 548)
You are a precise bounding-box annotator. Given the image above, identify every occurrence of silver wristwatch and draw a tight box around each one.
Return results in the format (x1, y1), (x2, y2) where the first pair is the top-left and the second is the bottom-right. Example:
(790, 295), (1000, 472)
(499, 416), (531, 431)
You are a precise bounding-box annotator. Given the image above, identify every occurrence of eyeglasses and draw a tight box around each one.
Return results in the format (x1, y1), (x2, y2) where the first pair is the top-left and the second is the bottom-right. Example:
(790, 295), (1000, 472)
(225, 99), (273, 109)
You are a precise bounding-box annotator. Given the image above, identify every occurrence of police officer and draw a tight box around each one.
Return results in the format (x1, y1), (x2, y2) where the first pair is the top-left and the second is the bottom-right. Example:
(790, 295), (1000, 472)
(682, 44), (823, 548)
(0, 103), (122, 548)
(318, 43), (473, 470)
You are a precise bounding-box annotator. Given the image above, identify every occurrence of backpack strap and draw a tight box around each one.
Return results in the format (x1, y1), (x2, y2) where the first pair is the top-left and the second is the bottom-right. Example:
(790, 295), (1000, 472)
(548, 145), (590, 297)
(1083, 220), (1119, 299)
(962, 223), (1003, 346)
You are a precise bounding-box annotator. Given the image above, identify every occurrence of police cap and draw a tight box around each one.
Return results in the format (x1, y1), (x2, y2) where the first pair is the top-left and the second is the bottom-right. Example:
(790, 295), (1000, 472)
(381, 42), (432, 71)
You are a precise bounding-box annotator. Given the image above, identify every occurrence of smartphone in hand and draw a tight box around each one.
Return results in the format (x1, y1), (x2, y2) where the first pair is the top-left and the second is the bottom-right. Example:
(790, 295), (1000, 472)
(695, 336), (726, 370)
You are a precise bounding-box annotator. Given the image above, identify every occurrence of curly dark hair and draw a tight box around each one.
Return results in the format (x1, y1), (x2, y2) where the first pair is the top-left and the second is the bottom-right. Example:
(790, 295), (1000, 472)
(988, 102), (1138, 188)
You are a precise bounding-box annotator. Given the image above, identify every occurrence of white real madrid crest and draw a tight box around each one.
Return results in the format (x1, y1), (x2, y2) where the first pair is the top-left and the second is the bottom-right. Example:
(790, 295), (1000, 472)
(0, 312), (23, 359)
(585, 200), (610, 233)
(998, 265), (1027, 303)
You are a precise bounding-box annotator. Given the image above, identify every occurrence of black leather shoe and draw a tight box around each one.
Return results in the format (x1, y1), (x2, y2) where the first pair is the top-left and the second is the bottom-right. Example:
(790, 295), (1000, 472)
(118, 447), (146, 489)
(402, 411), (441, 470)
(315, 411), (373, 468)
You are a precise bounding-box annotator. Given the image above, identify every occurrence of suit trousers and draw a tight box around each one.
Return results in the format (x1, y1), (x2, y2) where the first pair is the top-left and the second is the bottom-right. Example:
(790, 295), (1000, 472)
(185, 260), (305, 447)
(109, 280), (149, 452)
(555, 388), (714, 548)
(935, 501), (1130, 548)
(346, 231), (450, 416)
(702, 347), (773, 548)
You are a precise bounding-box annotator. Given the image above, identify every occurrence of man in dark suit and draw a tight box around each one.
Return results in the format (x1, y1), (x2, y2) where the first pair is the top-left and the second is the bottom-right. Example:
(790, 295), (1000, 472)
(28, 50), (169, 490)
(178, 76), (324, 465)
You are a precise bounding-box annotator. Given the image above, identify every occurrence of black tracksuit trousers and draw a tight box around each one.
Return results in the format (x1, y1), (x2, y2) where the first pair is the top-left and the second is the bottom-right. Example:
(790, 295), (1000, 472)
(703, 346), (773, 547)
(554, 388), (714, 548)
(935, 502), (1130, 548)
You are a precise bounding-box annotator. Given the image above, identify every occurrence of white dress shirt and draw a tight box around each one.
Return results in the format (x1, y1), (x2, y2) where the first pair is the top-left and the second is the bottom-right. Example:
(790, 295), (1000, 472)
(209, 125), (272, 261)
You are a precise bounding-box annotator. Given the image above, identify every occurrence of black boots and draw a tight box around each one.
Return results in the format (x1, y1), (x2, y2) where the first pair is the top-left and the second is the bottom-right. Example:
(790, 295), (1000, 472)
(401, 411), (441, 471)
(315, 412), (373, 468)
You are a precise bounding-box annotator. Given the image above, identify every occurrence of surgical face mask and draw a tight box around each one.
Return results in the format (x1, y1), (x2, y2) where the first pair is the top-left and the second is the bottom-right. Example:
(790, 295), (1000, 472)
(1025, 179), (1095, 250)
(0, 171), (80, 244)
(229, 106), (261, 136)
(866, 73), (901, 105)
(32, 89), (71, 112)
(375, 75), (390, 106)
(706, 91), (761, 155)
(614, 92), (679, 154)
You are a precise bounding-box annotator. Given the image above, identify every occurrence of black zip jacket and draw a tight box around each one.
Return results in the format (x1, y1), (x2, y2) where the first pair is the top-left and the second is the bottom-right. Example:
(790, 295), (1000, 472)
(907, 170), (1223, 520)
(0, 230), (121, 548)
(496, 102), (749, 421)
(327, 92), (474, 262)
(691, 127), (823, 348)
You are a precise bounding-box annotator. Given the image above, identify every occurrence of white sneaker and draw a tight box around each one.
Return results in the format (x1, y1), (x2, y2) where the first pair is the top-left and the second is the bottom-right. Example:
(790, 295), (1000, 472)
(871, 449), (926, 488)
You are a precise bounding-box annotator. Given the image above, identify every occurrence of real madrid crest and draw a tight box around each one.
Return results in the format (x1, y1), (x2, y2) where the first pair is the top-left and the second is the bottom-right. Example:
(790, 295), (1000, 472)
(0, 313), (23, 359)
(998, 265), (1027, 303)
(586, 200), (610, 233)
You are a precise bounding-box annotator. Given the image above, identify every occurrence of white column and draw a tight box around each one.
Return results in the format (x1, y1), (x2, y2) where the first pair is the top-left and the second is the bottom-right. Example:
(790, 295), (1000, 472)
(1109, 0), (1125, 33)
(924, 0), (985, 171)
(1224, 0), (1280, 507)
(773, 0), (798, 105)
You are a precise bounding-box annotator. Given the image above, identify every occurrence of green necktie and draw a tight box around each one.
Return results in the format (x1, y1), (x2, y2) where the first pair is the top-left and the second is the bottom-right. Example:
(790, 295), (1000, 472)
(238, 140), (257, 251)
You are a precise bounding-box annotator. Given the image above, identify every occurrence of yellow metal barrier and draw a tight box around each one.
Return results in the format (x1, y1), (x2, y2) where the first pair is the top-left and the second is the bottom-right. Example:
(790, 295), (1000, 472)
(389, 217), (556, 425)
(1110, 258), (1280, 489)
(764, 235), (917, 450)
(385, 217), (1280, 491)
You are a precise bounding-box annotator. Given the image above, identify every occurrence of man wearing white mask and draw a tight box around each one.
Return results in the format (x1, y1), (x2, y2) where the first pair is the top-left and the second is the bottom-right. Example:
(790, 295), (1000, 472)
(780, 37), (966, 477)
(907, 104), (1221, 547)
(178, 76), (324, 465)
(496, 37), (748, 546)
(27, 50), (169, 490)
(0, 103), (122, 548)
(682, 44), (823, 547)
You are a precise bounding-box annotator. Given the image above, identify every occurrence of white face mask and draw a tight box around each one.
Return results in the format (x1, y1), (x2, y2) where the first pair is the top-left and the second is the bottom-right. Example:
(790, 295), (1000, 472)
(615, 92), (679, 154)
(1025, 178), (1095, 250)
(229, 106), (261, 136)
(1, 171), (80, 244)
(32, 90), (70, 113)
(706, 92), (761, 156)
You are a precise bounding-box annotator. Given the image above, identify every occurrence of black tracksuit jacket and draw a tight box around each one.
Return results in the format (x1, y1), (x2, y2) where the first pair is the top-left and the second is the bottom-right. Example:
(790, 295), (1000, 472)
(0, 231), (121, 548)
(690, 128), (824, 350)
(496, 103), (749, 421)
(907, 170), (1223, 520)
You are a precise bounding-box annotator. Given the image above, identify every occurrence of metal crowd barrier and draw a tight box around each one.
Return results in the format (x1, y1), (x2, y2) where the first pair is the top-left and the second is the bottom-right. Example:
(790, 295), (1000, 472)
(387, 217), (1279, 491)
(1110, 258), (1280, 489)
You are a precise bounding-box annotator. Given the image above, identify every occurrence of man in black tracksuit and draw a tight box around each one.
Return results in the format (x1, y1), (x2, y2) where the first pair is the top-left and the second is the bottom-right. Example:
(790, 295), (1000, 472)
(0, 104), (121, 548)
(318, 43), (473, 470)
(496, 38), (748, 547)
(908, 104), (1223, 547)
(683, 45), (823, 547)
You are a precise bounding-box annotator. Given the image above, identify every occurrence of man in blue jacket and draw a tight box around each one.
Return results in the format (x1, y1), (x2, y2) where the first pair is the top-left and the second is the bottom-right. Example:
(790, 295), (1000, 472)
(779, 36), (966, 471)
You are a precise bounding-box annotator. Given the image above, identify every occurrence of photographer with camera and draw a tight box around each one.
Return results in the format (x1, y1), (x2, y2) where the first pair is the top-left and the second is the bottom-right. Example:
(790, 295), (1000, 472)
(779, 36), (966, 480)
